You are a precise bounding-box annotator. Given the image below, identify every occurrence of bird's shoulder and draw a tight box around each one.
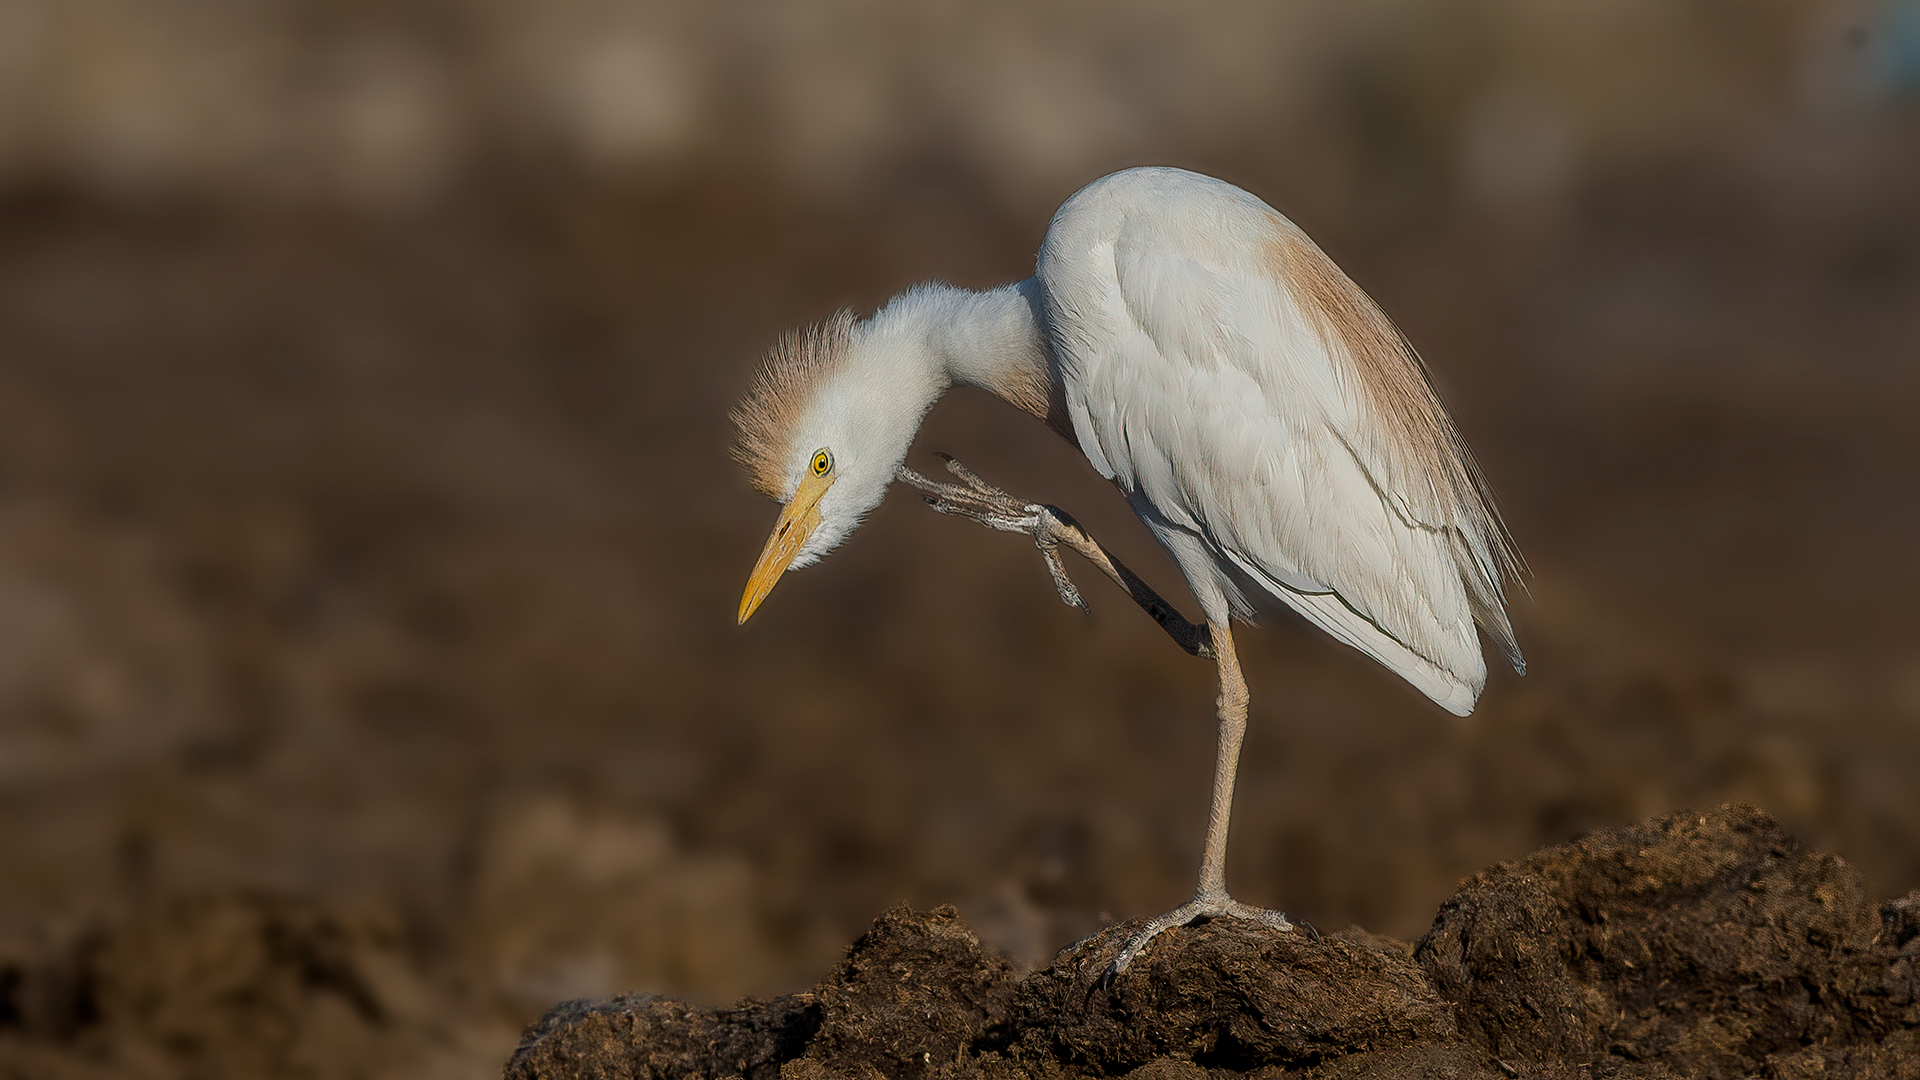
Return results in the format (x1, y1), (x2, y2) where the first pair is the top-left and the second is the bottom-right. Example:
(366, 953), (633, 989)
(1041, 169), (1366, 447)
(1044, 170), (1488, 531)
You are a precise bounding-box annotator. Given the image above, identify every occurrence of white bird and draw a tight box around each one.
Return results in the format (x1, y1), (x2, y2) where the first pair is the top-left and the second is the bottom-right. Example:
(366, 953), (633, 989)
(734, 166), (1523, 969)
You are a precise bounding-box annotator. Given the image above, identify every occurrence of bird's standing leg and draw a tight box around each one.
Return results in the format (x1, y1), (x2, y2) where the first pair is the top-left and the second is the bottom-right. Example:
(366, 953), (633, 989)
(896, 457), (1297, 971)
(1199, 619), (1250, 901)
(1107, 619), (1295, 973)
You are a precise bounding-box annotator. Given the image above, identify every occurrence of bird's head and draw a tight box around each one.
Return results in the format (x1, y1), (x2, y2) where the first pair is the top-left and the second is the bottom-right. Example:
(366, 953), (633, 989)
(732, 309), (929, 623)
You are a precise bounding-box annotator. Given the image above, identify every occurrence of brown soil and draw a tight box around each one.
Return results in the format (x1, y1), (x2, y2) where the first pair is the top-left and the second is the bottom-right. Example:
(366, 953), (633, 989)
(505, 805), (1920, 1080)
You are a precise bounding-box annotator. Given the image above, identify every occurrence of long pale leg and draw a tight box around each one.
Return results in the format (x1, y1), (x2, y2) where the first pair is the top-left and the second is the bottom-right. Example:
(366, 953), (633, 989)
(894, 458), (1296, 972)
(1107, 619), (1293, 973)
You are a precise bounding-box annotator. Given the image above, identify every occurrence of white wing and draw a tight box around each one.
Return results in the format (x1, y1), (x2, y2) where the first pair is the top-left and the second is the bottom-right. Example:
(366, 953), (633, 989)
(1039, 168), (1521, 715)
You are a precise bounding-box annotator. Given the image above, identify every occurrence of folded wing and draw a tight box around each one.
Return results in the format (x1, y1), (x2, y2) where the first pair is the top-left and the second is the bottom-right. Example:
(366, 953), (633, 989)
(1051, 184), (1522, 714)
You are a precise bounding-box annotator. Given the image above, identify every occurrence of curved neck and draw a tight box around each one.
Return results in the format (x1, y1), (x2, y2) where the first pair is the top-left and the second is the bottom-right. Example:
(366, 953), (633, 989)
(858, 279), (1067, 435)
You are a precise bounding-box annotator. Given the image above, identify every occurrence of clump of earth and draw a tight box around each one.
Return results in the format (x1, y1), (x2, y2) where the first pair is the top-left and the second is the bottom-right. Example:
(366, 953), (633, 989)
(505, 804), (1920, 1079)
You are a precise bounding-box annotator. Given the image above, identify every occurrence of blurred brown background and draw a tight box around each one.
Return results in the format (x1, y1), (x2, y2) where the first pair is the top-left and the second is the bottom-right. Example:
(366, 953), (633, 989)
(1, 1), (1918, 1076)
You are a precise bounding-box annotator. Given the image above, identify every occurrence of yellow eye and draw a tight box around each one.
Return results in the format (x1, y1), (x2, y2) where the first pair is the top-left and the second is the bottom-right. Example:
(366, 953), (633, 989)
(810, 449), (832, 476)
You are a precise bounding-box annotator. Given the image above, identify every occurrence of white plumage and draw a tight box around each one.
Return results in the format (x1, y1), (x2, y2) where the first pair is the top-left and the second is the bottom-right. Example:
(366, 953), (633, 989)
(1041, 167), (1520, 714)
(735, 166), (1523, 967)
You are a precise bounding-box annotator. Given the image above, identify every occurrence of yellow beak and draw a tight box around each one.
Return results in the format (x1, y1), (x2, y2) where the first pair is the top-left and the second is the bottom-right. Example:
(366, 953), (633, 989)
(738, 470), (834, 624)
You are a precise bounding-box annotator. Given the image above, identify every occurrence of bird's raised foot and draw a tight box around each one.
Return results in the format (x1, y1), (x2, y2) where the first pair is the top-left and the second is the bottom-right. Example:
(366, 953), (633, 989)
(896, 454), (1044, 530)
(1108, 895), (1301, 976)
(894, 456), (1213, 657)
(895, 455), (1088, 611)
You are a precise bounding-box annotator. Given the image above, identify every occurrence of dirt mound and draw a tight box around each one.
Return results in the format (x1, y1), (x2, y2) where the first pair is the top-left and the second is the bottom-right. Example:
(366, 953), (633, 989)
(505, 805), (1920, 1079)
(1419, 806), (1919, 1076)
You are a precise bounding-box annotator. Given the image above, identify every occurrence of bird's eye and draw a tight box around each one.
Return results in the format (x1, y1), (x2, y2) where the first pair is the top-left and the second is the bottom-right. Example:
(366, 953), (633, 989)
(811, 450), (833, 476)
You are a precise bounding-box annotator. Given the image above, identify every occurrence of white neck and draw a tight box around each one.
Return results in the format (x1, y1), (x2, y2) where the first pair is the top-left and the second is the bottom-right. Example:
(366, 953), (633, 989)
(855, 279), (1056, 426)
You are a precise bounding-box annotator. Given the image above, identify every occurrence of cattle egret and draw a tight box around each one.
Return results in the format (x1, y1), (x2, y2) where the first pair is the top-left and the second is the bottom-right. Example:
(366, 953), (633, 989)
(734, 166), (1524, 970)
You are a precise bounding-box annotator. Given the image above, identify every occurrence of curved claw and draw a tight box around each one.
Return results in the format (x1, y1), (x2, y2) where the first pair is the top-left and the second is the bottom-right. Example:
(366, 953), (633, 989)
(936, 453), (996, 493)
(1034, 517), (1089, 612)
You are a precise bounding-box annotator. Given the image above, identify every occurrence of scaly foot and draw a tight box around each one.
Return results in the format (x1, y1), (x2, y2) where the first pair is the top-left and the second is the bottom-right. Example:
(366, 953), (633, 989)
(1109, 894), (1301, 975)
(900, 455), (1217, 659)
(896, 455), (1090, 611)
